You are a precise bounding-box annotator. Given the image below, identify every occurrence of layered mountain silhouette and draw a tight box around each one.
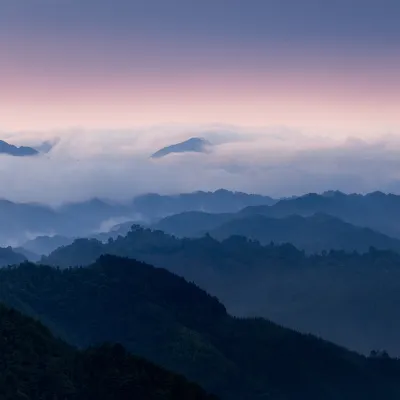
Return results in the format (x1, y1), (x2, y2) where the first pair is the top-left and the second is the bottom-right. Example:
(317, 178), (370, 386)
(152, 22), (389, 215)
(0, 302), (215, 400)
(154, 211), (400, 254)
(2, 255), (400, 399)
(239, 190), (400, 238)
(151, 137), (211, 158)
(133, 189), (275, 219)
(42, 227), (400, 356)
(0, 246), (26, 266)
(0, 189), (275, 246)
(0, 139), (39, 156)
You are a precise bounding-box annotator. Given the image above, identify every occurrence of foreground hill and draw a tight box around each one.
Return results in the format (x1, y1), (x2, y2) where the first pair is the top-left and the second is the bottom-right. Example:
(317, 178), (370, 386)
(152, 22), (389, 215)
(0, 303), (215, 400)
(2, 255), (400, 399)
(154, 211), (400, 254)
(43, 227), (400, 355)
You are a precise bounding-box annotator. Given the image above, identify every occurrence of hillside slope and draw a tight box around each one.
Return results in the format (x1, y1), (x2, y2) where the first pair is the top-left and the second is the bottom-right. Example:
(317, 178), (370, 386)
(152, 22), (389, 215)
(42, 228), (400, 356)
(2, 256), (400, 399)
(0, 303), (215, 400)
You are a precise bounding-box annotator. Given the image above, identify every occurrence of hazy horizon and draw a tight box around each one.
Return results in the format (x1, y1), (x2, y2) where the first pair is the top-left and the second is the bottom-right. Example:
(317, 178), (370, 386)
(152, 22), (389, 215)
(1, 0), (400, 203)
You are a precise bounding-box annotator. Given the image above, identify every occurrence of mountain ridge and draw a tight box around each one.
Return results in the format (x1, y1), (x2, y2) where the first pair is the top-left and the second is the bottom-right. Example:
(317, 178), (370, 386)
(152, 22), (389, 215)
(151, 137), (211, 158)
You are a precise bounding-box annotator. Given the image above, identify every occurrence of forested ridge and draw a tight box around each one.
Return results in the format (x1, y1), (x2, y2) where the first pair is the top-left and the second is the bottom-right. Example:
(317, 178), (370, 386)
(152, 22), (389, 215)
(41, 227), (400, 355)
(0, 303), (216, 399)
(0, 255), (400, 399)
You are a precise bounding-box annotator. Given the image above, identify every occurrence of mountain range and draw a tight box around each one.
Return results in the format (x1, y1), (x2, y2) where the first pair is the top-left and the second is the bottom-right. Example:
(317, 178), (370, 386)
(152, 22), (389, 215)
(0, 189), (275, 246)
(1, 255), (400, 400)
(3, 188), (400, 398)
(154, 211), (400, 254)
(239, 190), (400, 239)
(0, 302), (215, 400)
(41, 226), (400, 356)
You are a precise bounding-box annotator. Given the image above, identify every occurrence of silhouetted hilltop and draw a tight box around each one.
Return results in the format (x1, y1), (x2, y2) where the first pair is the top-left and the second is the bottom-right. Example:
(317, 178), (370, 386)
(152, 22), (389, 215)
(0, 139), (38, 156)
(151, 137), (211, 158)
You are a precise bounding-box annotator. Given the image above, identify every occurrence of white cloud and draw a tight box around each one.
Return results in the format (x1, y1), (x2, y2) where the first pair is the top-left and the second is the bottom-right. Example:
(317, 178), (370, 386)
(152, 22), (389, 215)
(0, 125), (399, 204)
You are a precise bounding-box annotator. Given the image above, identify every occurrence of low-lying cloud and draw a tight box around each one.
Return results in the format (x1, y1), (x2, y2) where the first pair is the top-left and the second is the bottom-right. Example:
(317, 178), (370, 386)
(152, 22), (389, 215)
(1, 125), (399, 205)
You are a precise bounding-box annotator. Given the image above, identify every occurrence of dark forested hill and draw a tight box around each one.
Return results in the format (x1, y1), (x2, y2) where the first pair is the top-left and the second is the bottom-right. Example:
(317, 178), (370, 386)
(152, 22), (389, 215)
(0, 303), (216, 400)
(42, 227), (400, 356)
(1, 256), (400, 400)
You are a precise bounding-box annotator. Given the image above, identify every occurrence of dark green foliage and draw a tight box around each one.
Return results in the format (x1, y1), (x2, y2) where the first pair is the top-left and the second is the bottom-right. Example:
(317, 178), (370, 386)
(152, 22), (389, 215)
(2, 256), (400, 399)
(0, 303), (216, 399)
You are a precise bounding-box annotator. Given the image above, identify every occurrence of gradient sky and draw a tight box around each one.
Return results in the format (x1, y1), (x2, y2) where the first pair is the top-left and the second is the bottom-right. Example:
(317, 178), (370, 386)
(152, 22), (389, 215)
(1, 0), (400, 136)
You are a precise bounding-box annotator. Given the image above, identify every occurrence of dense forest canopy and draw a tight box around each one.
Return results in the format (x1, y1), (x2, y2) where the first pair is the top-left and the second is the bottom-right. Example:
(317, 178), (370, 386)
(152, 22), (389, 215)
(0, 303), (216, 400)
(0, 255), (400, 399)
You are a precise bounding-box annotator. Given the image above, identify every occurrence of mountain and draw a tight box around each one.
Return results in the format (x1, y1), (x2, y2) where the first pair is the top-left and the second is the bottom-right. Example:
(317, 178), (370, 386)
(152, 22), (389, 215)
(13, 246), (41, 262)
(0, 139), (39, 156)
(186, 213), (400, 254)
(151, 137), (211, 158)
(153, 211), (234, 237)
(0, 200), (59, 246)
(0, 303), (215, 400)
(0, 190), (275, 246)
(0, 198), (131, 246)
(42, 227), (400, 356)
(240, 191), (400, 238)
(21, 234), (74, 256)
(0, 246), (26, 266)
(2, 255), (400, 399)
(56, 198), (131, 235)
(133, 189), (276, 219)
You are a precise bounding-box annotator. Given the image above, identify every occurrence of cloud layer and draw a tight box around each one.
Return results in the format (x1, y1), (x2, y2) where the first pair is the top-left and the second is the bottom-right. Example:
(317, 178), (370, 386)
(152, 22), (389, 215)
(1, 126), (400, 205)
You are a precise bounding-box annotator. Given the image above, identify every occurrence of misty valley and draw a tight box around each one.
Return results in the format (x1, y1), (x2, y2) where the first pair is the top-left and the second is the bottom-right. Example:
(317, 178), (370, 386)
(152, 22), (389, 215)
(2, 0), (400, 397)
(1, 189), (400, 398)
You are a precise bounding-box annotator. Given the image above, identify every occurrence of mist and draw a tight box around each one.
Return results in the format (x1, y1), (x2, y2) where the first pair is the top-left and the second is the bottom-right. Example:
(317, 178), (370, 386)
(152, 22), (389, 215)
(1, 126), (400, 205)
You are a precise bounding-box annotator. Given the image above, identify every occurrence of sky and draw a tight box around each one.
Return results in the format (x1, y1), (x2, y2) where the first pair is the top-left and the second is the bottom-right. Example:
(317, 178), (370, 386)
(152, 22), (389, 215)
(1, 0), (400, 202)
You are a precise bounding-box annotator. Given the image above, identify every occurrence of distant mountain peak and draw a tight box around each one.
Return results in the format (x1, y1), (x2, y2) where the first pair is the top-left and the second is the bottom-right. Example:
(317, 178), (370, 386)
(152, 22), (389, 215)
(0, 140), (39, 157)
(151, 137), (211, 158)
